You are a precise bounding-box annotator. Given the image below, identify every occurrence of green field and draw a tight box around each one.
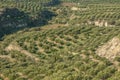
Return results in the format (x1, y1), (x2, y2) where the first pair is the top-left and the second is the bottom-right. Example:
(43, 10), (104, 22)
(0, 0), (120, 80)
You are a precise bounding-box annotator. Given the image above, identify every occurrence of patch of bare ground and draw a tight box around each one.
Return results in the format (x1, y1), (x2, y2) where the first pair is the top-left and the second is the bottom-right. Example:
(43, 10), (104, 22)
(96, 37), (120, 70)
(0, 73), (9, 80)
(37, 46), (45, 53)
(5, 43), (40, 62)
(87, 20), (115, 27)
(71, 52), (78, 55)
(80, 54), (86, 59)
(96, 37), (120, 60)
(17, 72), (32, 80)
(41, 24), (65, 30)
(61, 2), (76, 7)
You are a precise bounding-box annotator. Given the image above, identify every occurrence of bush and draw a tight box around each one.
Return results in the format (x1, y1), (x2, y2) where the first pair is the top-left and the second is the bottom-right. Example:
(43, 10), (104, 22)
(114, 57), (120, 62)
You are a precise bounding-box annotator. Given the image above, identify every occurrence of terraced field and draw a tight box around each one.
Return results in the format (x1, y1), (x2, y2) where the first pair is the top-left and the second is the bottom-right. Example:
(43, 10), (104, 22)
(52, 3), (120, 27)
(0, 25), (120, 80)
(0, 0), (120, 80)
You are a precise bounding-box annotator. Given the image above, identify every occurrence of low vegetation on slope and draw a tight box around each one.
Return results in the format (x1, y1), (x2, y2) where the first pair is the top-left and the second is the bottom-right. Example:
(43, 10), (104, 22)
(0, 0), (120, 80)
(0, 25), (120, 80)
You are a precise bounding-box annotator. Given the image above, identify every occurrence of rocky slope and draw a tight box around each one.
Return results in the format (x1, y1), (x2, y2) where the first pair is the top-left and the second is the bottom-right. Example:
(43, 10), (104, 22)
(96, 37), (120, 60)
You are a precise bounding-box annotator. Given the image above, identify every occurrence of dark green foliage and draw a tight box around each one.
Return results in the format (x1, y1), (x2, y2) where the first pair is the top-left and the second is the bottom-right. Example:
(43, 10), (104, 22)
(0, 8), (29, 37)
(115, 57), (120, 62)
(30, 9), (56, 26)
(0, 7), (56, 38)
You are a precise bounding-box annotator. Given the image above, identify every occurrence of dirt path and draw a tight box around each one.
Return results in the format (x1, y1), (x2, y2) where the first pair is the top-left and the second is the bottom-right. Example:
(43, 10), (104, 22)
(5, 43), (40, 62)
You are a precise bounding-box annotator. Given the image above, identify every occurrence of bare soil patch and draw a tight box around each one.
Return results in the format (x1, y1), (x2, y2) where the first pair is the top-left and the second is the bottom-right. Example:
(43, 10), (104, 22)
(5, 43), (40, 62)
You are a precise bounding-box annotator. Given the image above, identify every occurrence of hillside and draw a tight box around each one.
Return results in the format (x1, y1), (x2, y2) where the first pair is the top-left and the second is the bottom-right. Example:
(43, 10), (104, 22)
(0, 25), (120, 80)
(0, 0), (120, 80)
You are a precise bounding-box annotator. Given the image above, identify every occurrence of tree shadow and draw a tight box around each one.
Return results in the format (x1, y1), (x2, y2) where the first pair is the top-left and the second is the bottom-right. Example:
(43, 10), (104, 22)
(29, 9), (56, 27)
(0, 8), (56, 39)
(46, 0), (61, 6)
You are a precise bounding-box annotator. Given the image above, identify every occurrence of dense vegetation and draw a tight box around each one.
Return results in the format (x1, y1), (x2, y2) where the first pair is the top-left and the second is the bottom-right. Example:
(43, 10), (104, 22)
(51, 2), (120, 26)
(0, 0), (57, 38)
(1, 25), (120, 80)
(0, 0), (120, 80)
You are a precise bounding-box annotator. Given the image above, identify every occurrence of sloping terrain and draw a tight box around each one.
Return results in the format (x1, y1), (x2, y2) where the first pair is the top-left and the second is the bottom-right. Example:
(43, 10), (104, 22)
(0, 25), (120, 80)
(0, 0), (120, 80)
